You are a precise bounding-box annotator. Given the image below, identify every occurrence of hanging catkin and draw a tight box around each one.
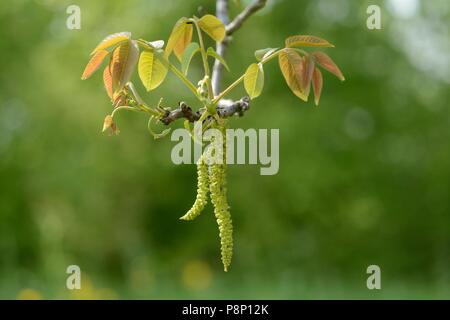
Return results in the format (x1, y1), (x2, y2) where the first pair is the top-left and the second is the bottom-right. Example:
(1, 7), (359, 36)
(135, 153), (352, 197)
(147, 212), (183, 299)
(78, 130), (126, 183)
(180, 154), (209, 221)
(209, 125), (233, 271)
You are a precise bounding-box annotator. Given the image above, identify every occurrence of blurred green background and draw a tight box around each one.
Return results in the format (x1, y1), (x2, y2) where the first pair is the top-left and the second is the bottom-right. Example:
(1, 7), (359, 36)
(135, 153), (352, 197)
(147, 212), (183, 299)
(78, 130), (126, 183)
(0, 0), (449, 299)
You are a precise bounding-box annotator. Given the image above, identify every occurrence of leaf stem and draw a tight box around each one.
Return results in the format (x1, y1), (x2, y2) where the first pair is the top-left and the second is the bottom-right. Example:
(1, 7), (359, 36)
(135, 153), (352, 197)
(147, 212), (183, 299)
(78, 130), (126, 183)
(167, 62), (202, 100)
(191, 18), (214, 100)
(212, 49), (281, 105)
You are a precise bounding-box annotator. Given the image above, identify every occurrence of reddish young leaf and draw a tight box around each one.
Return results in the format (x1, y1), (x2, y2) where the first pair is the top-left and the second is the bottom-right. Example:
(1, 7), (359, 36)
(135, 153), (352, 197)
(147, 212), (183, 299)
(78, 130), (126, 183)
(103, 65), (113, 99)
(110, 40), (139, 93)
(312, 67), (323, 106)
(312, 51), (345, 81)
(81, 49), (109, 80)
(91, 32), (131, 55)
(278, 48), (308, 102)
(174, 24), (193, 61)
(285, 35), (334, 48)
(165, 18), (193, 60)
(302, 55), (315, 97)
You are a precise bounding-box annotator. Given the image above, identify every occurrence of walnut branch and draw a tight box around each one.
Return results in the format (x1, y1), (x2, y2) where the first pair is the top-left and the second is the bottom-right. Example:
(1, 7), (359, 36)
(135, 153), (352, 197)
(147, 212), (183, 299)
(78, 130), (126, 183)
(159, 97), (250, 125)
(225, 0), (267, 35)
(212, 0), (230, 96)
(211, 0), (267, 95)
(161, 0), (264, 126)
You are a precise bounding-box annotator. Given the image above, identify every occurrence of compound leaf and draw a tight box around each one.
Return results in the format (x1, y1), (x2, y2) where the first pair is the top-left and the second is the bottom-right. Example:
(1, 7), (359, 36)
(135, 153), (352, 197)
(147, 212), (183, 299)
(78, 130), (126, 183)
(278, 48), (308, 101)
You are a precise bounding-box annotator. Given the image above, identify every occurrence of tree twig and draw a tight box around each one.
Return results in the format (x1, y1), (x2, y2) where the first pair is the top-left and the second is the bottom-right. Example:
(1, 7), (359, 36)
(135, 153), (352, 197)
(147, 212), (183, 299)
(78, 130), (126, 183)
(226, 0), (267, 35)
(212, 0), (230, 96)
(211, 0), (268, 96)
(160, 98), (250, 125)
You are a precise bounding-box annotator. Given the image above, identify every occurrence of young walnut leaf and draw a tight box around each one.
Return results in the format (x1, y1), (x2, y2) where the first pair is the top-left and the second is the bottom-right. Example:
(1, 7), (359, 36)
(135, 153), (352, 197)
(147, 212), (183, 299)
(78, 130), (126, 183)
(110, 40), (140, 93)
(198, 15), (226, 42)
(302, 55), (315, 97)
(285, 35), (334, 48)
(103, 65), (113, 99)
(81, 49), (109, 80)
(102, 115), (119, 134)
(312, 51), (345, 81)
(312, 67), (323, 106)
(255, 48), (278, 61)
(138, 49), (168, 91)
(91, 32), (131, 55)
(278, 48), (308, 102)
(138, 39), (165, 51)
(244, 63), (264, 99)
(207, 47), (229, 71)
(181, 42), (200, 75)
(165, 18), (193, 61)
(102, 115), (114, 132)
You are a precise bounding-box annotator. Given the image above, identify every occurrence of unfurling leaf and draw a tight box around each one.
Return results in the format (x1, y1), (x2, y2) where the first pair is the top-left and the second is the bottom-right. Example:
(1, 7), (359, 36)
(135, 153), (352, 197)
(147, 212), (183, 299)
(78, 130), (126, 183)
(110, 40), (139, 93)
(81, 49), (109, 80)
(312, 67), (323, 106)
(91, 32), (131, 55)
(138, 39), (165, 51)
(278, 48), (308, 101)
(312, 51), (345, 81)
(102, 115), (118, 134)
(207, 47), (229, 71)
(138, 49), (168, 91)
(181, 42), (200, 75)
(103, 115), (113, 132)
(165, 18), (193, 60)
(198, 14), (226, 42)
(285, 35), (334, 48)
(244, 63), (264, 99)
(103, 66), (113, 99)
(145, 40), (165, 49)
(255, 48), (278, 61)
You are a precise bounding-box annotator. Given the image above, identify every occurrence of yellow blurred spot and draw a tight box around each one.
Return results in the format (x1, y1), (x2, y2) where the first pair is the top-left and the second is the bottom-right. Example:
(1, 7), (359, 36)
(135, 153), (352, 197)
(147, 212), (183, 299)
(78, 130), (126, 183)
(17, 288), (42, 300)
(68, 275), (119, 300)
(129, 256), (154, 291)
(182, 260), (212, 291)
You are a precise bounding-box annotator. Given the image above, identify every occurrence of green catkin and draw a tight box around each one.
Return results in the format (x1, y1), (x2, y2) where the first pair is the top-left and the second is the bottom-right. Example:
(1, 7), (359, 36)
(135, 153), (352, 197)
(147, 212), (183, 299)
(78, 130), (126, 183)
(209, 126), (233, 272)
(180, 154), (209, 221)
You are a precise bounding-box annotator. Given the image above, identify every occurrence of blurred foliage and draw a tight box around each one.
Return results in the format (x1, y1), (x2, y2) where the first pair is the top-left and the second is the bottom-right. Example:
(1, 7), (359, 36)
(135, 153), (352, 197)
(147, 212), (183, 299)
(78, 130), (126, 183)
(0, 0), (449, 299)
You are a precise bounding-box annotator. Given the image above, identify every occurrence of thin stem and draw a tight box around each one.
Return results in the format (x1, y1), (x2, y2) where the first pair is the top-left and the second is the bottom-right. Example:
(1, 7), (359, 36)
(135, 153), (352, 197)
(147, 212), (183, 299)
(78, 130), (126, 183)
(226, 0), (267, 35)
(191, 18), (214, 100)
(212, 74), (245, 106)
(111, 106), (142, 118)
(212, 49), (281, 105)
(167, 63), (202, 100)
